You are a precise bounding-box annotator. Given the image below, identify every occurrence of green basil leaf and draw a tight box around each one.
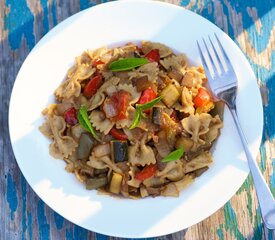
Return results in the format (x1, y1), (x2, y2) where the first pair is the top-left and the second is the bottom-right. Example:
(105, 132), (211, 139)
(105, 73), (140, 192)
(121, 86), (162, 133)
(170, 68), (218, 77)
(136, 96), (163, 111)
(161, 148), (185, 163)
(109, 58), (149, 72)
(130, 96), (163, 129)
(77, 106), (97, 138)
(129, 108), (142, 130)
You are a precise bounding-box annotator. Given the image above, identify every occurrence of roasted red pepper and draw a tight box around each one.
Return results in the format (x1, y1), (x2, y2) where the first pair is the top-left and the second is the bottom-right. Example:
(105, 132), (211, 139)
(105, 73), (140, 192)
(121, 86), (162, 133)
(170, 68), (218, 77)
(135, 164), (157, 181)
(193, 88), (212, 108)
(145, 49), (160, 62)
(64, 107), (78, 126)
(137, 87), (157, 113)
(103, 90), (131, 121)
(83, 75), (103, 98)
(109, 127), (128, 140)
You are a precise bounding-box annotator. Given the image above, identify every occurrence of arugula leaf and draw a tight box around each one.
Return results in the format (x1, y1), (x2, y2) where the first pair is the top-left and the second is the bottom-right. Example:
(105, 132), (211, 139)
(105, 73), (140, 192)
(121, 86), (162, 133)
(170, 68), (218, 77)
(77, 106), (97, 138)
(129, 96), (163, 129)
(161, 148), (185, 163)
(109, 58), (149, 72)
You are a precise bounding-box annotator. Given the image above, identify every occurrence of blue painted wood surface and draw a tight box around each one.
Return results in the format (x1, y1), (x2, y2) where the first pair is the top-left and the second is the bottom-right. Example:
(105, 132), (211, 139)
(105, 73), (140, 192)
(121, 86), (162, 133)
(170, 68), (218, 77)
(0, 0), (274, 239)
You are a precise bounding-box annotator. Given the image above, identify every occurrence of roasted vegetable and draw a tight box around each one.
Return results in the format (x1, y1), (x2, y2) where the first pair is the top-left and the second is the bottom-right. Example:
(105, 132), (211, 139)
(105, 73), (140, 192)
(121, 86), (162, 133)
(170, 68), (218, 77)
(193, 88), (212, 108)
(152, 107), (163, 125)
(175, 137), (193, 153)
(160, 84), (180, 107)
(210, 101), (225, 120)
(64, 107), (78, 126)
(135, 164), (157, 181)
(135, 76), (152, 92)
(109, 172), (123, 194)
(77, 133), (95, 160)
(86, 177), (108, 190)
(111, 140), (128, 162)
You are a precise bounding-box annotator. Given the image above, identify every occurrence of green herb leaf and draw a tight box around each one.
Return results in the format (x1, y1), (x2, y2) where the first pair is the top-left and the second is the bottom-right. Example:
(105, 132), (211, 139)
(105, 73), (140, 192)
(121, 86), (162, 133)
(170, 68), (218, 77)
(109, 58), (149, 72)
(129, 108), (142, 129)
(136, 96), (163, 111)
(129, 96), (163, 129)
(77, 106), (97, 138)
(161, 148), (185, 163)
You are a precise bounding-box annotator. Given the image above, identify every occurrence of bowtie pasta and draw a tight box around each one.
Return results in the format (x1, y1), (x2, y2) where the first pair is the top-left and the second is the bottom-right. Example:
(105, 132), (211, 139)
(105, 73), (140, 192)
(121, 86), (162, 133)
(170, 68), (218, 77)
(39, 41), (223, 198)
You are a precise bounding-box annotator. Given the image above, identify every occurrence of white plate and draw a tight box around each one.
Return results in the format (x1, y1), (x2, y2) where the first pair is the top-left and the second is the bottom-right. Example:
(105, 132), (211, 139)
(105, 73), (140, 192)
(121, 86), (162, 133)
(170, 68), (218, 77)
(9, 0), (263, 238)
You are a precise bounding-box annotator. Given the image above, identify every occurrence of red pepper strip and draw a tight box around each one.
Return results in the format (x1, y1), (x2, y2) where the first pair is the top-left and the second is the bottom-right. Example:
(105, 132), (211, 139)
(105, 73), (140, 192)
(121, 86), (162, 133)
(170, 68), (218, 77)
(83, 75), (103, 98)
(109, 127), (128, 140)
(135, 164), (157, 181)
(193, 88), (212, 108)
(145, 49), (160, 62)
(137, 87), (157, 113)
(64, 107), (78, 126)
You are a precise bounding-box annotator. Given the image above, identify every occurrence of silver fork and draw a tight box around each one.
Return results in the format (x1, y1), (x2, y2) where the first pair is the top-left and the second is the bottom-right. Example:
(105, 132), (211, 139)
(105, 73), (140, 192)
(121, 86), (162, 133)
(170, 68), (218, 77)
(197, 34), (275, 229)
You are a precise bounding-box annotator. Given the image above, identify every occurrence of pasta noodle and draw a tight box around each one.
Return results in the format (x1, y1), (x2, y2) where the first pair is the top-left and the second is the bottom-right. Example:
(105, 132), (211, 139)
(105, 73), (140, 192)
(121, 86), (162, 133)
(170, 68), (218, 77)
(40, 41), (223, 198)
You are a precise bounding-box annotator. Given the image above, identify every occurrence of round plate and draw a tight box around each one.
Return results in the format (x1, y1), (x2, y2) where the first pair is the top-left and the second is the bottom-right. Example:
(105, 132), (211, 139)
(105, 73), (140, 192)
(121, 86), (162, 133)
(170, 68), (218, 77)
(9, 0), (263, 238)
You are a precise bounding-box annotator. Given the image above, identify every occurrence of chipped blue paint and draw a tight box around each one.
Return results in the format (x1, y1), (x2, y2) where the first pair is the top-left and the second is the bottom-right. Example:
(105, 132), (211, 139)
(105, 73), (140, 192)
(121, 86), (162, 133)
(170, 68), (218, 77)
(54, 212), (64, 230)
(4, 0), (35, 49)
(37, 200), (50, 240)
(41, 0), (49, 34)
(216, 224), (224, 240)
(6, 173), (18, 220)
(21, 176), (27, 240)
(51, 0), (57, 26)
(28, 212), (33, 240)
(66, 228), (73, 240)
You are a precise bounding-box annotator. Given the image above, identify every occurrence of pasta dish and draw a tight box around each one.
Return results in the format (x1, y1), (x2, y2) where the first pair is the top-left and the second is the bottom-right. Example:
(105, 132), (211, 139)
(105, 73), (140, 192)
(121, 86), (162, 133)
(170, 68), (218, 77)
(39, 41), (223, 198)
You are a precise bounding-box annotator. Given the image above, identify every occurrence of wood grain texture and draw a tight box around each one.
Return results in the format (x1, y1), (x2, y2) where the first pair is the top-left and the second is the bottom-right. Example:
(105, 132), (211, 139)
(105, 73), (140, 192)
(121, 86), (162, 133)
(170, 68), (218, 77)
(0, 0), (274, 239)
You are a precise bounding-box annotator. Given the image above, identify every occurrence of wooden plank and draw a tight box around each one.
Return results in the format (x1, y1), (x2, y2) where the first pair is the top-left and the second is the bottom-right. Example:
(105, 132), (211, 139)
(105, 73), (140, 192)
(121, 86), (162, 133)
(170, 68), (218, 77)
(0, 0), (274, 239)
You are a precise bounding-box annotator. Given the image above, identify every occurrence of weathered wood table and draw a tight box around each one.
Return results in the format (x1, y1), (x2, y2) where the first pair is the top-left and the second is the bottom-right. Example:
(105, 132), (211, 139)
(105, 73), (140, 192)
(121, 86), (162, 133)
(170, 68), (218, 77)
(1, 0), (274, 239)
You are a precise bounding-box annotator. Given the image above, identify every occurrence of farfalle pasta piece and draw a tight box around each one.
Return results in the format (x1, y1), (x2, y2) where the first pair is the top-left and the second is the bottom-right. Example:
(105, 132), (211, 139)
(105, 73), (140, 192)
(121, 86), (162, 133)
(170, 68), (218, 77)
(128, 62), (158, 83)
(87, 47), (109, 60)
(87, 154), (123, 174)
(41, 104), (57, 117)
(128, 135), (156, 166)
(75, 64), (96, 80)
(205, 115), (223, 143)
(116, 106), (136, 128)
(181, 113), (212, 150)
(141, 41), (172, 58)
(47, 115), (78, 158)
(156, 160), (185, 182)
(70, 124), (86, 141)
(181, 87), (195, 114)
(90, 110), (114, 134)
(117, 84), (141, 105)
(39, 120), (53, 139)
(143, 177), (167, 188)
(160, 54), (187, 75)
(127, 166), (142, 188)
(183, 152), (213, 173)
(87, 77), (120, 110)
(182, 67), (205, 96)
(55, 75), (81, 101)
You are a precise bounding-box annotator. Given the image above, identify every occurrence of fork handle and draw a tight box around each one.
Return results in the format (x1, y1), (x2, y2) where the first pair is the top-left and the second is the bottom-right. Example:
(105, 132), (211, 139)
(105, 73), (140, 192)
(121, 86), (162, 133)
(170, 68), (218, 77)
(230, 108), (275, 228)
